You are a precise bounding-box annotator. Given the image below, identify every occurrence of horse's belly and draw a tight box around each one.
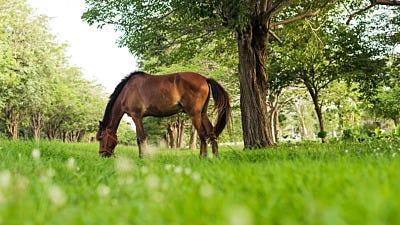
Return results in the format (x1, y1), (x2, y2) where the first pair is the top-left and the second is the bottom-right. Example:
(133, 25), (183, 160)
(144, 103), (182, 117)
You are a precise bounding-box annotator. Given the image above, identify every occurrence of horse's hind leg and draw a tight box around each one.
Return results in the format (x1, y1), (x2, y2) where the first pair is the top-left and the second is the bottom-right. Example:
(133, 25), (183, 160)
(132, 116), (147, 158)
(190, 114), (207, 157)
(202, 115), (218, 156)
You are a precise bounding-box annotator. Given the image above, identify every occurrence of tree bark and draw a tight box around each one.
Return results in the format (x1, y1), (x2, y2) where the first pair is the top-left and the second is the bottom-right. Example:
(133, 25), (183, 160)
(306, 85), (327, 142)
(5, 111), (19, 140)
(177, 120), (185, 148)
(167, 121), (178, 148)
(30, 112), (43, 141)
(189, 125), (197, 150)
(237, 15), (276, 149)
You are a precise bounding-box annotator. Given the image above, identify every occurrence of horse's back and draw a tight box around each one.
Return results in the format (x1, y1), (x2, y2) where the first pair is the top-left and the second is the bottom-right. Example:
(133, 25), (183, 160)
(121, 72), (210, 117)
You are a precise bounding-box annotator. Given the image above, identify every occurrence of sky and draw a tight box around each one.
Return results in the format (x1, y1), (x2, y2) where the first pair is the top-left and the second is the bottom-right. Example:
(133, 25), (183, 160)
(27, 0), (138, 94)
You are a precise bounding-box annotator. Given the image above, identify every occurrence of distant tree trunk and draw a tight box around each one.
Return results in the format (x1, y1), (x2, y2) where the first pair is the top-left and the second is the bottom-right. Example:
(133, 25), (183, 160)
(167, 121), (178, 148)
(5, 110), (20, 140)
(30, 112), (43, 141)
(303, 79), (326, 142)
(293, 101), (308, 139)
(268, 92), (280, 143)
(8, 121), (19, 140)
(77, 131), (84, 142)
(237, 15), (276, 149)
(45, 119), (62, 140)
(189, 125), (197, 150)
(177, 120), (185, 148)
(271, 108), (280, 142)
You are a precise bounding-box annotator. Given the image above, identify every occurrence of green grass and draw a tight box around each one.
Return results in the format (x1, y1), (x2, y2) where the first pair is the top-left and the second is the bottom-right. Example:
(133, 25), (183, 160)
(1, 140), (400, 225)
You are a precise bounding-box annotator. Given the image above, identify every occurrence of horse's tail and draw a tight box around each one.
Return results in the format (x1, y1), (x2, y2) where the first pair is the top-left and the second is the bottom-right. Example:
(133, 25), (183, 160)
(206, 78), (231, 137)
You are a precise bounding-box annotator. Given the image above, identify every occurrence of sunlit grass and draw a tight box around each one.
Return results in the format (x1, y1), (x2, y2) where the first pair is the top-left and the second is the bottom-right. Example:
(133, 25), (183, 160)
(0, 139), (399, 225)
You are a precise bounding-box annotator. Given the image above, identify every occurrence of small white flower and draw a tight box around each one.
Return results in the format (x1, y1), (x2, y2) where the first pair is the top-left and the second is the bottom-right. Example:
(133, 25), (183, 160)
(199, 183), (213, 198)
(32, 149), (40, 160)
(192, 172), (201, 182)
(225, 205), (254, 225)
(146, 174), (160, 190)
(0, 170), (11, 188)
(66, 157), (76, 170)
(115, 157), (133, 174)
(97, 184), (111, 197)
(184, 168), (192, 175)
(164, 164), (173, 171)
(174, 166), (182, 174)
(47, 185), (66, 207)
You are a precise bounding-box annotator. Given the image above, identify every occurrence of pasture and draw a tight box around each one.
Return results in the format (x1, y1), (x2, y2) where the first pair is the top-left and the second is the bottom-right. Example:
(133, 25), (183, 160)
(0, 140), (399, 225)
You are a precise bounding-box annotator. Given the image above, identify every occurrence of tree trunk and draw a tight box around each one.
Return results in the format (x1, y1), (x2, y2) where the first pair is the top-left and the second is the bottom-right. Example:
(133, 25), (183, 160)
(268, 92), (280, 143)
(307, 88), (327, 142)
(167, 121), (178, 148)
(271, 107), (280, 142)
(6, 111), (20, 140)
(30, 112), (43, 141)
(189, 125), (197, 150)
(237, 17), (276, 149)
(293, 101), (308, 139)
(177, 120), (185, 148)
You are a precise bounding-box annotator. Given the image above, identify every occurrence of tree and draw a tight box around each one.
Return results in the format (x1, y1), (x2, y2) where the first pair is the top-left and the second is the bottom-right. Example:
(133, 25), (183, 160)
(0, 0), (52, 139)
(0, 0), (107, 141)
(82, 0), (400, 148)
(367, 54), (400, 126)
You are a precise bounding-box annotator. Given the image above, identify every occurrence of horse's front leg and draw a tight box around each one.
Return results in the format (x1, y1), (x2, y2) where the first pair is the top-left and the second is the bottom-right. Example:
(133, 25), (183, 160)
(132, 117), (147, 158)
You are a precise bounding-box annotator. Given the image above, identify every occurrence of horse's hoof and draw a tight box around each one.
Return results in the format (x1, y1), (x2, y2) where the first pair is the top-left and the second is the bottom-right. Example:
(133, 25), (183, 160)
(100, 153), (111, 158)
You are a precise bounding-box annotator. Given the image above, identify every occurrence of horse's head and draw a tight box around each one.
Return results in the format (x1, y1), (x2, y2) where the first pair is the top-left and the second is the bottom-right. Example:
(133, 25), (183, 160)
(97, 121), (118, 157)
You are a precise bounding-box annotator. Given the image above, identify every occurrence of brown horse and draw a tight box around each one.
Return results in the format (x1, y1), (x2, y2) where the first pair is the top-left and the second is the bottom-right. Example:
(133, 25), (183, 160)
(96, 71), (231, 158)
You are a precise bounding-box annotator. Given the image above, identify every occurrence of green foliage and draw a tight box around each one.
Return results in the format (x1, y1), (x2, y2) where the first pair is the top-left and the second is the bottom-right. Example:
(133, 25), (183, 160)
(1, 140), (400, 224)
(317, 131), (328, 139)
(82, 0), (244, 67)
(365, 54), (400, 126)
(116, 121), (136, 146)
(0, 0), (105, 141)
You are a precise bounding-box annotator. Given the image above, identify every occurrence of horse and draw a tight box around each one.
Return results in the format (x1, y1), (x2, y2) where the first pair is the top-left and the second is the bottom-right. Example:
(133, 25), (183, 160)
(96, 71), (231, 158)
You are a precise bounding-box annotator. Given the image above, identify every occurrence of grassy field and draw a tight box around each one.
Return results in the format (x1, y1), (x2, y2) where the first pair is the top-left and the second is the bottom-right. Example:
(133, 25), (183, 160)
(0, 140), (399, 225)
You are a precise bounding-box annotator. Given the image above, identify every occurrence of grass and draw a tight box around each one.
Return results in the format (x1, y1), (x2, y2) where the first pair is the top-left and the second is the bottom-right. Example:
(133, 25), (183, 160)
(0, 140), (400, 225)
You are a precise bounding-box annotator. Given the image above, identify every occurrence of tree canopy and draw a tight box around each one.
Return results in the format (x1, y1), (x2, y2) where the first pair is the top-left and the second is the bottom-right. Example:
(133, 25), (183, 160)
(0, 0), (107, 141)
(82, 0), (400, 147)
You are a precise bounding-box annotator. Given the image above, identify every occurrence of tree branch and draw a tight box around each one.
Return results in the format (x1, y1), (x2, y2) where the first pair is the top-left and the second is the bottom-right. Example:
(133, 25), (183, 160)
(346, 0), (400, 25)
(268, 0), (295, 16)
(373, 0), (400, 6)
(346, 3), (376, 25)
(268, 29), (282, 43)
(270, 9), (321, 27)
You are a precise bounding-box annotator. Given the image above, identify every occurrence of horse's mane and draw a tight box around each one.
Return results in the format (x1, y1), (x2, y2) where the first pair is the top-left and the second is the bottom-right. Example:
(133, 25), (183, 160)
(101, 71), (145, 127)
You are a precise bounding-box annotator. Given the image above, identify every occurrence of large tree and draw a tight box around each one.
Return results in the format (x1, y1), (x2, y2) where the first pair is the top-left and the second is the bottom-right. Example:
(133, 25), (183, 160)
(82, 0), (400, 148)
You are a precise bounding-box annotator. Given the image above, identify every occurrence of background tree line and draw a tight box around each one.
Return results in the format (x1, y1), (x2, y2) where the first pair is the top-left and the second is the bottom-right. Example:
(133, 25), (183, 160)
(0, 0), (113, 142)
(1, 0), (399, 148)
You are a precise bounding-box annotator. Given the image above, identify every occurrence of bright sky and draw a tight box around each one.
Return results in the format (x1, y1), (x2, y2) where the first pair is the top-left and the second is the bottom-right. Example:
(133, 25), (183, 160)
(27, 0), (138, 94)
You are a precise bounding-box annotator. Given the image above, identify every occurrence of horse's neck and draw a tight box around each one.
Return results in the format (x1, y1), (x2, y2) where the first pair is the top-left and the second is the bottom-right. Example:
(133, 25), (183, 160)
(107, 107), (124, 133)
